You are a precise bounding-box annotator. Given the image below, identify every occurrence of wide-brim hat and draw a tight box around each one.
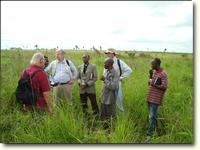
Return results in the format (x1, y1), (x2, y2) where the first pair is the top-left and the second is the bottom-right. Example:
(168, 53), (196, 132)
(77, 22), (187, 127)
(104, 48), (118, 55)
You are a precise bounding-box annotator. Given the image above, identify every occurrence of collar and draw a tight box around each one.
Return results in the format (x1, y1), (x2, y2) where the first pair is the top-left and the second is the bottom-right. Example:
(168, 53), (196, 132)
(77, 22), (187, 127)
(84, 63), (89, 66)
(156, 68), (163, 73)
(31, 64), (41, 69)
(113, 56), (117, 62)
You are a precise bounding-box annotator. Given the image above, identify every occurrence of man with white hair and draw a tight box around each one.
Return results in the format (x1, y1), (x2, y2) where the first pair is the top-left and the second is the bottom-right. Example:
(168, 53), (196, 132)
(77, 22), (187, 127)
(20, 52), (52, 114)
(103, 48), (132, 114)
(45, 49), (77, 105)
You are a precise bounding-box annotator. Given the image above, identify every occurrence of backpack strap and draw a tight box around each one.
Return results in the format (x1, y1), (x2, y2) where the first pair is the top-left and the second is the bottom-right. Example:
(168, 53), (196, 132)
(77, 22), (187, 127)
(28, 69), (42, 88)
(66, 59), (74, 74)
(117, 59), (122, 77)
(23, 69), (28, 79)
(23, 68), (42, 79)
(66, 59), (70, 67)
(30, 69), (42, 79)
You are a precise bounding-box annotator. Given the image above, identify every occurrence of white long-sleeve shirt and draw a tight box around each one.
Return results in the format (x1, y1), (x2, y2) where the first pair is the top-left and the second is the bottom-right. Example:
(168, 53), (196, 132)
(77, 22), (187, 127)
(103, 56), (132, 80)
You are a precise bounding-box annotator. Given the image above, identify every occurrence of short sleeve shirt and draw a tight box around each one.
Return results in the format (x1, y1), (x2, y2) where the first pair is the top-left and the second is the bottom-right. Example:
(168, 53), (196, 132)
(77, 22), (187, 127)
(21, 65), (50, 109)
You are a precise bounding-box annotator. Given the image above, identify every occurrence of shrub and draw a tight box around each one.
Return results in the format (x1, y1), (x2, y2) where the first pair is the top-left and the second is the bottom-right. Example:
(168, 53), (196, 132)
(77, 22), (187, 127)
(139, 53), (151, 58)
(181, 54), (187, 58)
(127, 52), (136, 58)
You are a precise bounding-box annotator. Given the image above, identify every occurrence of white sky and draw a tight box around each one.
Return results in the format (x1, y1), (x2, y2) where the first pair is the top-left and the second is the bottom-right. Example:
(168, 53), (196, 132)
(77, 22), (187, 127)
(1, 1), (193, 53)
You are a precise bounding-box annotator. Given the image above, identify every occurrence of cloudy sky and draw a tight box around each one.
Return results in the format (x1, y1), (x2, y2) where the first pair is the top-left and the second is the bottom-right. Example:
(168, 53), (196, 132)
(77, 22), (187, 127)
(1, 1), (193, 53)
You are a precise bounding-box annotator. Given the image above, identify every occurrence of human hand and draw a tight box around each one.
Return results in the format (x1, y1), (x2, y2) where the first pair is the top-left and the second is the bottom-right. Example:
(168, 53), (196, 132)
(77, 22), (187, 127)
(149, 79), (152, 85)
(80, 82), (88, 89)
(100, 76), (105, 81)
(80, 84), (87, 89)
(48, 107), (53, 116)
(68, 80), (75, 85)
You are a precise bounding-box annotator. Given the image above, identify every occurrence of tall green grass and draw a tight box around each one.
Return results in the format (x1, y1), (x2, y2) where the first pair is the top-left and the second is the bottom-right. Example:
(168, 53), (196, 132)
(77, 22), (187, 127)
(0, 50), (193, 143)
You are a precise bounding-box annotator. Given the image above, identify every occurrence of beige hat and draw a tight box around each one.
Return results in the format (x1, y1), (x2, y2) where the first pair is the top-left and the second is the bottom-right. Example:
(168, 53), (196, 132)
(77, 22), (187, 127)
(104, 48), (118, 55)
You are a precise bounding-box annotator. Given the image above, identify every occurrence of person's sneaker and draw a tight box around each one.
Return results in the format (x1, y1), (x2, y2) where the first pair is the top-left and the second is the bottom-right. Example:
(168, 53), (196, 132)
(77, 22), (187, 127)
(145, 136), (151, 143)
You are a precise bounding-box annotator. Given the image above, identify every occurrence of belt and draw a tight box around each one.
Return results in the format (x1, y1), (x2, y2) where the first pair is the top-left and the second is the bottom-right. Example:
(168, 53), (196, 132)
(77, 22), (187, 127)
(52, 81), (70, 87)
(59, 82), (69, 85)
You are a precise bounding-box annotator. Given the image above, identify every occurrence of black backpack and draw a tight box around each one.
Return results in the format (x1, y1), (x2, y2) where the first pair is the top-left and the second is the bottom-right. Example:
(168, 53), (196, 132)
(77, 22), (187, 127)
(15, 69), (41, 105)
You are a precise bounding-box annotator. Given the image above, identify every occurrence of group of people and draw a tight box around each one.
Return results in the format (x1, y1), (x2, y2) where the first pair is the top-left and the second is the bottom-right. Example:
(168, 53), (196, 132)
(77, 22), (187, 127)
(17, 48), (168, 142)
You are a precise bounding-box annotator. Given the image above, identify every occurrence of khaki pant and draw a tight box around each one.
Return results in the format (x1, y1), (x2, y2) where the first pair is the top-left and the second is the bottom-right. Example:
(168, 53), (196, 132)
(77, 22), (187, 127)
(53, 84), (72, 105)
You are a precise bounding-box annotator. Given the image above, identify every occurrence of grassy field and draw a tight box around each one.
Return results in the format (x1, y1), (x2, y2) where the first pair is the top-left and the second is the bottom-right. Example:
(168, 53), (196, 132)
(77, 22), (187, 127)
(0, 49), (193, 144)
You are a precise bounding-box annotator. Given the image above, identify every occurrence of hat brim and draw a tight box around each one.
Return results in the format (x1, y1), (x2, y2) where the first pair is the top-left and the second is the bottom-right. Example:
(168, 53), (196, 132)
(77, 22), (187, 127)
(104, 50), (118, 55)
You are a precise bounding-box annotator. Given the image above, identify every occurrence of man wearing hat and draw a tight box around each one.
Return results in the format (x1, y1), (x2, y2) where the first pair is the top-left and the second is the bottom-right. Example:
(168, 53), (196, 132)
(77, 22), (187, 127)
(103, 48), (132, 114)
(77, 54), (99, 115)
(45, 49), (77, 106)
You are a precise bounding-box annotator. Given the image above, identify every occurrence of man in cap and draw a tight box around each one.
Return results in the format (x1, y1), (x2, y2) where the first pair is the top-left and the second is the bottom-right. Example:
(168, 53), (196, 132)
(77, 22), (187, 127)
(100, 58), (119, 130)
(103, 48), (132, 114)
(45, 49), (77, 106)
(77, 54), (99, 115)
(146, 58), (168, 143)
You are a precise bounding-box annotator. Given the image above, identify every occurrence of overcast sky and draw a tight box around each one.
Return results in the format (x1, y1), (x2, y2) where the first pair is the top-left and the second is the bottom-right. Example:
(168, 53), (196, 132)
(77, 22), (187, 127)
(1, 1), (193, 53)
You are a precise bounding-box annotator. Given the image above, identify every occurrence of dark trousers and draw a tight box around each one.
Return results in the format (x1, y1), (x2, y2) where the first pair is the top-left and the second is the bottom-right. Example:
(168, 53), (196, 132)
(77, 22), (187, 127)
(80, 93), (99, 115)
(100, 103), (116, 130)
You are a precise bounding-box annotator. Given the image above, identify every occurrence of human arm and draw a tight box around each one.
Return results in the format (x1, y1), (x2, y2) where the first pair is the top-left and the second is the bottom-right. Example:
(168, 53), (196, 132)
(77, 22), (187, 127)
(68, 60), (78, 79)
(44, 61), (53, 80)
(104, 72), (119, 91)
(86, 65), (98, 87)
(39, 72), (52, 114)
(43, 91), (52, 114)
(77, 66), (81, 86)
(119, 60), (132, 80)
(103, 68), (107, 77)
(150, 73), (168, 91)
